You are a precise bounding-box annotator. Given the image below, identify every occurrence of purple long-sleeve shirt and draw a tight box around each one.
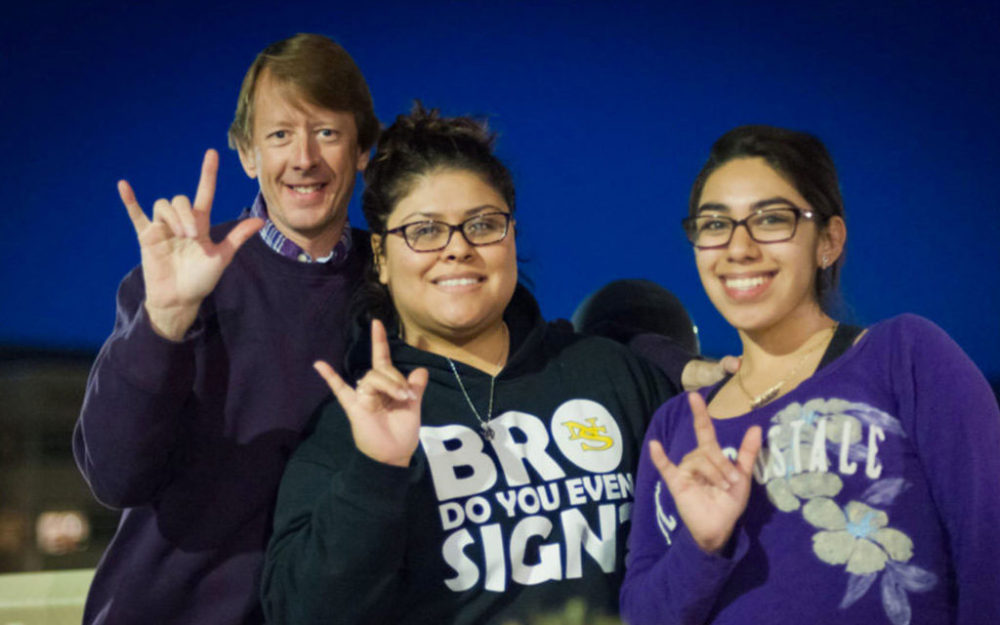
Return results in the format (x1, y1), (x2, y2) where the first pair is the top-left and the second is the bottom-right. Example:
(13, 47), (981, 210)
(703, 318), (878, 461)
(621, 314), (1000, 625)
(73, 220), (369, 624)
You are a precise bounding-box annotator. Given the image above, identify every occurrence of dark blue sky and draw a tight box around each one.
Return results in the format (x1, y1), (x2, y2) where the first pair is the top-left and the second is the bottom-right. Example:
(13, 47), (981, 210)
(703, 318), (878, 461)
(3, 0), (998, 379)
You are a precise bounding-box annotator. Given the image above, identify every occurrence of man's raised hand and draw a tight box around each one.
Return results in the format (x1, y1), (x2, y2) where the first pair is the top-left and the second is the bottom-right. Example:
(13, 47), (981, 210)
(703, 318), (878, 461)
(649, 392), (761, 554)
(121, 149), (264, 340)
(313, 319), (429, 468)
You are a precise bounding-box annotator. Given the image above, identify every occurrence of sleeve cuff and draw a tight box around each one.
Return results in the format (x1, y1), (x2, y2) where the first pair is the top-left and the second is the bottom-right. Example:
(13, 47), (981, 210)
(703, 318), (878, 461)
(106, 303), (200, 395)
(628, 333), (696, 390)
(672, 523), (749, 575)
(334, 450), (420, 518)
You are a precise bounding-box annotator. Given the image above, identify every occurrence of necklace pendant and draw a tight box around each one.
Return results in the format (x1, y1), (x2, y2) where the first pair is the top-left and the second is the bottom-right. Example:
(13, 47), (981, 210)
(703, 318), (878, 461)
(481, 424), (495, 440)
(750, 384), (782, 409)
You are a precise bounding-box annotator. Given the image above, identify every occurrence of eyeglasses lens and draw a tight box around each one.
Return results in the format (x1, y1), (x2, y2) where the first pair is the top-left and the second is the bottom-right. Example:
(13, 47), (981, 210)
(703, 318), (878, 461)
(689, 208), (798, 247)
(405, 213), (509, 251)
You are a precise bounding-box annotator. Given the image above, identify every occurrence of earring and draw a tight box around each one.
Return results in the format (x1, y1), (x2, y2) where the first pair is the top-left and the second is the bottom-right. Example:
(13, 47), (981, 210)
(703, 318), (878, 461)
(822, 254), (830, 269)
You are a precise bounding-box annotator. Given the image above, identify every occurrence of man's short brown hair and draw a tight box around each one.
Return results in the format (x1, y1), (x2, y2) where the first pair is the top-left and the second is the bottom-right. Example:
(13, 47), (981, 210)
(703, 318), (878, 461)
(228, 33), (379, 153)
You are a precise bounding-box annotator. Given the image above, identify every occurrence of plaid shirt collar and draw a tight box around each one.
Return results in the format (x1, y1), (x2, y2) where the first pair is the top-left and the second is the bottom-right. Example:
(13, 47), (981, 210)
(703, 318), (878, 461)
(243, 192), (352, 264)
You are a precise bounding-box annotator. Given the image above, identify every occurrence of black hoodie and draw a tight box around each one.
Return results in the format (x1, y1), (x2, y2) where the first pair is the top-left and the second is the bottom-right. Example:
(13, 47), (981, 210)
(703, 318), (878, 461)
(262, 286), (679, 624)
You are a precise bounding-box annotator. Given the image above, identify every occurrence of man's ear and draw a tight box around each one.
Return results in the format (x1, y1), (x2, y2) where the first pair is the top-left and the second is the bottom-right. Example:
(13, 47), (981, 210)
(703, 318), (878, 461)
(371, 234), (388, 285)
(238, 145), (258, 179)
(357, 147), (371, 173)
(818, 215), (847, 267)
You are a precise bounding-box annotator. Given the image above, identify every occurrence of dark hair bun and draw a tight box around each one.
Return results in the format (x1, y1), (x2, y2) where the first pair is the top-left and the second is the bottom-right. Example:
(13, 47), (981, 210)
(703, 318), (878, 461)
(372, 102), (496, 169)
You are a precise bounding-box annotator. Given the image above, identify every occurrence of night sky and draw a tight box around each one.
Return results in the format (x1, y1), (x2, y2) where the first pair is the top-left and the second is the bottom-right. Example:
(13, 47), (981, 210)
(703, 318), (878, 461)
(4, 0), (998, 381)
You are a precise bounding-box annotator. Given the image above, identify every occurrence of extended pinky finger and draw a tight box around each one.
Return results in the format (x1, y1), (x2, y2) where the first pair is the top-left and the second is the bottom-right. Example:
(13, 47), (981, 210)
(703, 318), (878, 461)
(118, 180), (150, 232)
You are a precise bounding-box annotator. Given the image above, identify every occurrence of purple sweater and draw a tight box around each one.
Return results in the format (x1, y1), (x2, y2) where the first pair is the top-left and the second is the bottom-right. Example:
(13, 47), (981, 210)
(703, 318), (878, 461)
(73, 221), (369, 625)
(621, 315), (1000, 625)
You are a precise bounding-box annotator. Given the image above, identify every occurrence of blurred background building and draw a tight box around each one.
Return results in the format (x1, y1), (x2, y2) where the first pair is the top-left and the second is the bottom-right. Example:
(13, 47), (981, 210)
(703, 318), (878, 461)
(0, 349), (116, 574)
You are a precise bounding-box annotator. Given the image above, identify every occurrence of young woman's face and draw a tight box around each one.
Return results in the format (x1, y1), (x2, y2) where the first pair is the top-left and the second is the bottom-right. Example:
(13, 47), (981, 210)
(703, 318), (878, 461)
(375, 168), (518, 345)
(693, 157), (839, 333)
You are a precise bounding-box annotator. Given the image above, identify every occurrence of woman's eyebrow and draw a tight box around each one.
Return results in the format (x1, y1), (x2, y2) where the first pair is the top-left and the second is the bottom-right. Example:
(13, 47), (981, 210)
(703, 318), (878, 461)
(696, 197), (797, 215)
(695, 203), (730, 215)
(398, 204), (503, 223)
(461, 204), (505, 216)
(751, 196), (797, 210)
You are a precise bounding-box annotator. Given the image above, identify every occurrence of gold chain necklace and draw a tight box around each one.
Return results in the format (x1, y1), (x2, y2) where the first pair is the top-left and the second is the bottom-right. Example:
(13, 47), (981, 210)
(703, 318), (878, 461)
(737, 324), (837, 409)
(446, 323), (509, 440)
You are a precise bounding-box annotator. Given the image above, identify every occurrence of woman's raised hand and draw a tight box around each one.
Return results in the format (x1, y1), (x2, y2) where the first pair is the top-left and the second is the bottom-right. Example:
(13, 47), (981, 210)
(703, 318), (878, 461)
(121, 149), (264, 340)
(313, 319), (429, 468)
(649, 392), (762, 554)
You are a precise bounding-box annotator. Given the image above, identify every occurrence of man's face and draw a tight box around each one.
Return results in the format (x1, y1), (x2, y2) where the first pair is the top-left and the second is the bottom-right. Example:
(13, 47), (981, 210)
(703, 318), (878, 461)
(238, 70), (370, 257)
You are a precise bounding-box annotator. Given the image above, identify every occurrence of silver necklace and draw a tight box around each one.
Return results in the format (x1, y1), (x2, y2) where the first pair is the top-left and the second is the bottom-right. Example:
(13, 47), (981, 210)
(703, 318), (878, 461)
(448, 358), (498, 440)
(446, 323), (508, 440)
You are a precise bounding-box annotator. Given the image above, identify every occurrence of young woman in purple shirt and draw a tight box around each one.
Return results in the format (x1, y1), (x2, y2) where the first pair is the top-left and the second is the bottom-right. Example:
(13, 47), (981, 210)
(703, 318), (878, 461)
(620, 125), (1000, 625)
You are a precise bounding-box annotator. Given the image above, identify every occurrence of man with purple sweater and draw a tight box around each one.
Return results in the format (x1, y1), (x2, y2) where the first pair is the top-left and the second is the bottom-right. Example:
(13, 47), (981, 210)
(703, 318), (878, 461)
(73, 34), (379, 624)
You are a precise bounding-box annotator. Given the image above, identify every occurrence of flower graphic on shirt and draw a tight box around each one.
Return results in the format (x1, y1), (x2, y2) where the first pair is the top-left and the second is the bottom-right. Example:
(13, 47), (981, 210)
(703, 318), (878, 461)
(763, 442), (844, 512)
(802, 497), (935, 625)
(804, 498), (912, 573)
(760, 399), (861, 512)
(760, 399), (910, 513)
(769, 398), (864, 449)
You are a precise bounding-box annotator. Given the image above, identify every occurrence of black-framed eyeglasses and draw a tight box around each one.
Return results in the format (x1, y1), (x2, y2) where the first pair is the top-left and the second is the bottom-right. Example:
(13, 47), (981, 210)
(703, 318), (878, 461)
(681, 207), (814, 249)
(385, 211), (513, 252)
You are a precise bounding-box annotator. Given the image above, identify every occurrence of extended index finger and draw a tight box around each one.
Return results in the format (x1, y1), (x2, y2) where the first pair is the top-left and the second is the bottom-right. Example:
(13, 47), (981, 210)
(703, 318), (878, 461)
(370, 318), (393, 369)
(688, 392), (721, 450)
(192, 149), (218, 215)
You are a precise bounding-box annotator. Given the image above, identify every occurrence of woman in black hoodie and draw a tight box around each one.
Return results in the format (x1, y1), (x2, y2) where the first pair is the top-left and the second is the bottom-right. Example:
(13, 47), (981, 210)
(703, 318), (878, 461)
(262, 104), (694, 625)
